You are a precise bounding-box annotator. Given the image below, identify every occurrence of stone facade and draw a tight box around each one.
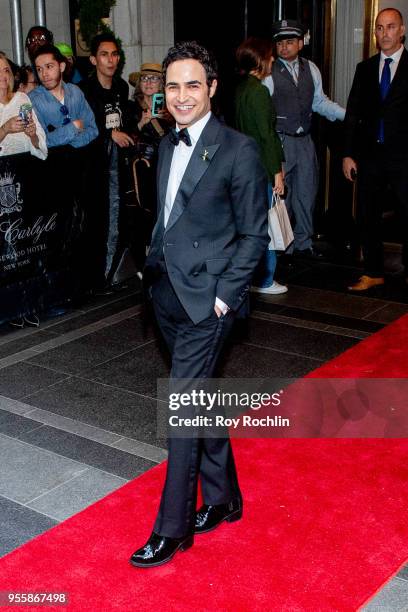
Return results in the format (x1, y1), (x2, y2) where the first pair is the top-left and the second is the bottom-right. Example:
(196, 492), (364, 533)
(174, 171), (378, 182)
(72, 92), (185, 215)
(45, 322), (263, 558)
(111, 0), (174, 91)
(0, 0), (71, 64)
(0, 0), (174, 85)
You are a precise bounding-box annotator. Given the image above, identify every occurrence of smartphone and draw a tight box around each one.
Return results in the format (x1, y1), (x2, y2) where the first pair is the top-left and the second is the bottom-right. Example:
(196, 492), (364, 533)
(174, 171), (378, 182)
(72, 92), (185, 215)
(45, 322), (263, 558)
(19, 103), (33, 125)
(151, 93), (165, 118)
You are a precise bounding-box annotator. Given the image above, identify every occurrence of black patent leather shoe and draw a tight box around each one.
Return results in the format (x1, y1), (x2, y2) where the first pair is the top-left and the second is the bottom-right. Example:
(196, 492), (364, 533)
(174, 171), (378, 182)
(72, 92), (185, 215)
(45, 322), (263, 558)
(195, 499), (242, 534)
(129, 532), (193, 568)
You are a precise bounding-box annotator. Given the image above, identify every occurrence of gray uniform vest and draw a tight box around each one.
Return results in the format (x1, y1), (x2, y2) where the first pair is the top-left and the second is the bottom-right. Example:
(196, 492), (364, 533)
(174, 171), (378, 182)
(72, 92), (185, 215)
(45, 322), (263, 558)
(271, 57), (314, 135)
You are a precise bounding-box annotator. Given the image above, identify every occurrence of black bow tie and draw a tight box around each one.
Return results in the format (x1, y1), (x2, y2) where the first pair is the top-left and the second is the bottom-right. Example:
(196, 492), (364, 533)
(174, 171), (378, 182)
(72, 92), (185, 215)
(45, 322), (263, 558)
(169, 127), (192, 147)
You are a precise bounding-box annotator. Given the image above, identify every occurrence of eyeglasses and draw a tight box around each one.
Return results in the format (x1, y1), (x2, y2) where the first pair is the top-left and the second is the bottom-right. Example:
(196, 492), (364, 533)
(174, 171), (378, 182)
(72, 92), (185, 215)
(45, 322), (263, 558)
(140, 75), (161, 83)
(60, 104), (71, 125)
(27, 34), (48, 44)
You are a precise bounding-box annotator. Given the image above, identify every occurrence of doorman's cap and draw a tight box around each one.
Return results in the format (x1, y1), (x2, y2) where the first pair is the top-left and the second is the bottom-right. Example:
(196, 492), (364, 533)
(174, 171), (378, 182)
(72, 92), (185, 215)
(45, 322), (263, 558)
(271, 20), (305, 41)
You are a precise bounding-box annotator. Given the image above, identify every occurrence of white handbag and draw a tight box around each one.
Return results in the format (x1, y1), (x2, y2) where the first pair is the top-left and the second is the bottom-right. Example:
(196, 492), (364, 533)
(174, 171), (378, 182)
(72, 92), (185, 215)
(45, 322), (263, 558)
(268, 194), (294, 251)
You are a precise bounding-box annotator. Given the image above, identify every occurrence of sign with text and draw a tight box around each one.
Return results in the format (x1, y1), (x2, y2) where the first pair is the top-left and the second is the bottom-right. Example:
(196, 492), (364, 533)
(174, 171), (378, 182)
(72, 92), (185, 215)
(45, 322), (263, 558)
(0, 151), (80, 323)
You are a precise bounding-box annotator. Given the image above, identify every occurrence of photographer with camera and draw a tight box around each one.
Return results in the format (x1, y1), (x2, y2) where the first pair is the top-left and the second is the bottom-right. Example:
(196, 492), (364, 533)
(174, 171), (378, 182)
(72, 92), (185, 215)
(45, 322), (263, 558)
(127, 63), (174, 265)
(129, 62), (173, 149)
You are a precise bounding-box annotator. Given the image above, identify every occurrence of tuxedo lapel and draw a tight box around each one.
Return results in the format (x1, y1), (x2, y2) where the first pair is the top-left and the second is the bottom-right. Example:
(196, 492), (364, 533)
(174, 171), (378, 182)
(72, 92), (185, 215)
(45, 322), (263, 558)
(149, 205), (165, 250)
(158, 137), (173, 214)
(165, 116), (221, 233)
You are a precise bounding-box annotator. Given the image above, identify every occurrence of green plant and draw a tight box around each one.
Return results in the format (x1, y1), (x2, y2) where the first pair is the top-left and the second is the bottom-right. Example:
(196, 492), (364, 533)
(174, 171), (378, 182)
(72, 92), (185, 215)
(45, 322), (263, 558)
(78, 0), (125, 71)
(78, 0), (116, 44)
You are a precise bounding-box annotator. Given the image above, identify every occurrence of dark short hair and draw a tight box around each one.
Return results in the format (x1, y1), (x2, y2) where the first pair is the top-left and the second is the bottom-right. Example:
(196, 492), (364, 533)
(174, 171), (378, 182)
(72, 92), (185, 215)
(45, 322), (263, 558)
(33, 44), (66, 65)
(236, 37), (273, 76)
(25, 25), (54, 48)
(162, 41), (218, 87)
(90, 33), (119, 57)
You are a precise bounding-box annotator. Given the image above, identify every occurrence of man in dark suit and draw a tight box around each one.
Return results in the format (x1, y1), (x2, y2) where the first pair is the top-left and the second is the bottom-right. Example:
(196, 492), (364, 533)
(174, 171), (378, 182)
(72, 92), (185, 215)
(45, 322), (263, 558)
(130, 41), (269, 568)
(343, 8), (408, 291)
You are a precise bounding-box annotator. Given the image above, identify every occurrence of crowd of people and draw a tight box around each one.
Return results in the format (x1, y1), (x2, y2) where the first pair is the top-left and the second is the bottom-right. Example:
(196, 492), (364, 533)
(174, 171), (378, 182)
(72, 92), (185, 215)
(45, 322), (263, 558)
(0, 7), (407, 569)
(0, 8), (407, 329)
(0, 27), (174, 327)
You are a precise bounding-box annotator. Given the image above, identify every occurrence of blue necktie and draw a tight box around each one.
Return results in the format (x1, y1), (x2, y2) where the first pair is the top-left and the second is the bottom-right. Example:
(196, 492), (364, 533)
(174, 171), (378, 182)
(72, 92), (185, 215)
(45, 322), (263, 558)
(378, 57), (392, 143)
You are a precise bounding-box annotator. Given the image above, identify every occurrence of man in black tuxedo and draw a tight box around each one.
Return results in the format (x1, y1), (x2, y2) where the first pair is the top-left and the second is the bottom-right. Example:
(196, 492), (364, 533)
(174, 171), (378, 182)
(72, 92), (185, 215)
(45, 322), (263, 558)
(343, 8), (408, 291)
(130, 42), (269, 568)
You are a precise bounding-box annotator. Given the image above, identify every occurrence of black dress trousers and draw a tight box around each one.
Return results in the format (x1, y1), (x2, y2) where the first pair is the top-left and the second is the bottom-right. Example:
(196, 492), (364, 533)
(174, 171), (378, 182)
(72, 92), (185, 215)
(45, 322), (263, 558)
(357, 146), (408, 276)
(151, 272), (242, 539)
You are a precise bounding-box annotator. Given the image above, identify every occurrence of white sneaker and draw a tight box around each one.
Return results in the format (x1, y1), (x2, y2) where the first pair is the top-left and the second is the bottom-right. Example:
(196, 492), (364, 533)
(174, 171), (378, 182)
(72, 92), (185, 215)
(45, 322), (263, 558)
(251, 281), (288, 295)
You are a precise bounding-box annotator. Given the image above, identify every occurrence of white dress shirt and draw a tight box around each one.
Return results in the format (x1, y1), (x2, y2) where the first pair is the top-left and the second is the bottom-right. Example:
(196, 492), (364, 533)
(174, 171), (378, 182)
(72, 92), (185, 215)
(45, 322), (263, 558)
(164, 110), (211, 227)
(379, 44), (404, 83)
(164, 110), (229, 315)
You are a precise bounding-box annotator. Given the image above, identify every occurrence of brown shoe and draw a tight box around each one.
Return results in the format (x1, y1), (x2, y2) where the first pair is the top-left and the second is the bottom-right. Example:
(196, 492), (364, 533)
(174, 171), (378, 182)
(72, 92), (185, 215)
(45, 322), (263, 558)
(348, 275), (385, 291)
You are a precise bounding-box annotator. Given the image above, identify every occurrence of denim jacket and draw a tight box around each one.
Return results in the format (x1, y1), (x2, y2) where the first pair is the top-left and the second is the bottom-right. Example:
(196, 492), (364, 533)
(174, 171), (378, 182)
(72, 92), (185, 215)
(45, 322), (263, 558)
(29, 82), (98, 149)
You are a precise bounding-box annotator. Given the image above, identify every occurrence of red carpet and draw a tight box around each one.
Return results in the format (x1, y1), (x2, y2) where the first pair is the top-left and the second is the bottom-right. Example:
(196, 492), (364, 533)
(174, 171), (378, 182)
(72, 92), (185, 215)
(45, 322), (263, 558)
(1, 315), (408, 611)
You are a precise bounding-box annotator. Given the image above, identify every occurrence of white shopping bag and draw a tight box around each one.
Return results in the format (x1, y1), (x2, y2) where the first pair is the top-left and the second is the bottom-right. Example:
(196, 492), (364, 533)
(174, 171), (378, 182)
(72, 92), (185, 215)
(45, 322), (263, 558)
(268, 194), (294, 251)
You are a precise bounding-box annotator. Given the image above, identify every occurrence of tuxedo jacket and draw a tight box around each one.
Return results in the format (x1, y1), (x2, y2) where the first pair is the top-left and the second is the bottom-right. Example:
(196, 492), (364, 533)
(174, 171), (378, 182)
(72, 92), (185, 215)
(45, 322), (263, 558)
(344, 48), (408, 161)
(145, 114), (269, 325)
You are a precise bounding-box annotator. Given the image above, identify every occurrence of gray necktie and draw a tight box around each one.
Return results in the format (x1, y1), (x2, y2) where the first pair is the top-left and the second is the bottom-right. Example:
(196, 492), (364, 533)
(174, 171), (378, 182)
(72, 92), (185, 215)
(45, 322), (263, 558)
(289, 61), (298, 85)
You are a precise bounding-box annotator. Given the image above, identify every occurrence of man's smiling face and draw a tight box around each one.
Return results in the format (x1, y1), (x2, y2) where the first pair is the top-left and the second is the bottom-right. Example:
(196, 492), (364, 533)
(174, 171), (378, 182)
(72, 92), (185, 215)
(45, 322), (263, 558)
(164, 59), (217, 128)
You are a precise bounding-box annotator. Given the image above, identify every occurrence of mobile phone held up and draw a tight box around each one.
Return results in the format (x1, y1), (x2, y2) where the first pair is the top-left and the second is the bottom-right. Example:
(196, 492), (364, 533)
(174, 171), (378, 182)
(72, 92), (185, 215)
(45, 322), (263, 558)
(151, 93), (165, 118)
(19, 103), (33, 125)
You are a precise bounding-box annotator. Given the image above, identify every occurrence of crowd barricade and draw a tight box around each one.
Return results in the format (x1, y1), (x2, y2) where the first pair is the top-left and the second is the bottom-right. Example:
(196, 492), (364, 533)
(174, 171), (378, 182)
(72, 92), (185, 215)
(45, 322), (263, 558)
(0, 150), (81, 324)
